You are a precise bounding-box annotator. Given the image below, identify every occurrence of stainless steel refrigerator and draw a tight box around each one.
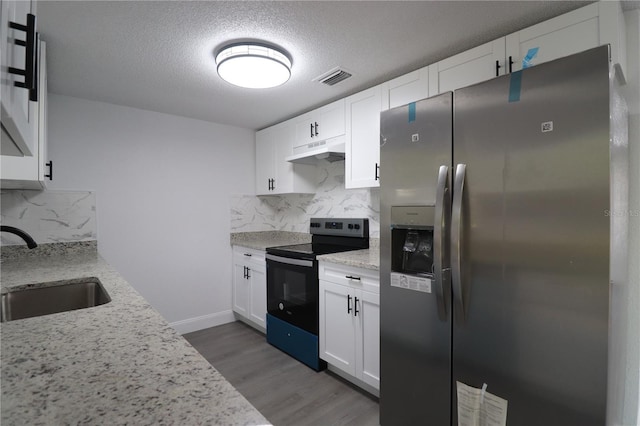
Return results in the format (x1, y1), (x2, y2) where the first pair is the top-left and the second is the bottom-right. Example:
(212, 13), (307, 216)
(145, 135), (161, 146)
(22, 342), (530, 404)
(379, 45), (628, 425)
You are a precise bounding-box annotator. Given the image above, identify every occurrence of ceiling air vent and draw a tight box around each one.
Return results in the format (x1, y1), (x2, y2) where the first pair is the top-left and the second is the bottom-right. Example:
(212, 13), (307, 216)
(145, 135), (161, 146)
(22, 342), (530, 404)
(313, 67), (352, 86)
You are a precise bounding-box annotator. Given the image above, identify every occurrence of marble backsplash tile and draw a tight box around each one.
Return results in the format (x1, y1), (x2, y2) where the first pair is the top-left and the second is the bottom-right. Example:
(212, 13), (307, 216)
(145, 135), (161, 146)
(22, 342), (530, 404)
(1, 190), (97, 245)
(231, 161), (381, 237)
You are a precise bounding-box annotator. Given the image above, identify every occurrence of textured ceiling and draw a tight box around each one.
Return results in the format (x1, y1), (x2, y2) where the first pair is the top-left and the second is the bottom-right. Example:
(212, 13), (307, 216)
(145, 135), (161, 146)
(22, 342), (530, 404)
(37, 0), (606, 130)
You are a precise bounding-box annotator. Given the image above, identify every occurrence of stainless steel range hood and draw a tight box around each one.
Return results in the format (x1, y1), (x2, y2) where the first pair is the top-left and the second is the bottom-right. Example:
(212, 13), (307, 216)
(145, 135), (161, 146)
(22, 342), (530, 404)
(286, 135), (345, 165)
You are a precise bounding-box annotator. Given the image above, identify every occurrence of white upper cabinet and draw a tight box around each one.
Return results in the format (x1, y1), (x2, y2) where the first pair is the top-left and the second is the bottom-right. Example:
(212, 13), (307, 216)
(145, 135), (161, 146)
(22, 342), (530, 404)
(294, 99), (345, 147)
(387, 66), (430, 109)
(506, 2), (626, 76)
(2, 38), (50, 190)
(256, 1), (626, 195)
(1, 0), (38, 157)
(255, 126), (277, 195)
(427, 2), (626, 96)
(255, 120), (316, 195)
(428, 39), (506, 96)
(345, 84), (389, 189)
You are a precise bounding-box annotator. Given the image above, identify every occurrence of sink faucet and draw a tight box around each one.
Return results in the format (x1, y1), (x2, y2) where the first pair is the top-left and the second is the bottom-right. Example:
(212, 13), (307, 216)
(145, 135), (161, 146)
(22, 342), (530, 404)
(0, 226), (37, 249)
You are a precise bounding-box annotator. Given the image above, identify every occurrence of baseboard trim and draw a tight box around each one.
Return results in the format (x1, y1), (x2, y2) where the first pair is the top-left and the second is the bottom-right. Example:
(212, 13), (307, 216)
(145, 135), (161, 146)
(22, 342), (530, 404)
(327, 364), (379, 398)
(170, 310), (235, 335)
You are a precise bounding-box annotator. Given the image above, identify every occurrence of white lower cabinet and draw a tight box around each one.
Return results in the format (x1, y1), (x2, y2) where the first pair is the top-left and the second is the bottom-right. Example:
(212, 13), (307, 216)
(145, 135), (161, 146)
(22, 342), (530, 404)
(319, 262), (380, 391)
(232, 246), (266, 331)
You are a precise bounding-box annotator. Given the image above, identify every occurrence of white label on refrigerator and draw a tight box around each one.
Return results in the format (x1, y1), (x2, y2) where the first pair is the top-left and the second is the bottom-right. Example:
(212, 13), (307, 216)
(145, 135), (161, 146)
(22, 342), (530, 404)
(390, 272), (431, 293)
(541, 121), (553, 132)
(456, 381), (508, 426)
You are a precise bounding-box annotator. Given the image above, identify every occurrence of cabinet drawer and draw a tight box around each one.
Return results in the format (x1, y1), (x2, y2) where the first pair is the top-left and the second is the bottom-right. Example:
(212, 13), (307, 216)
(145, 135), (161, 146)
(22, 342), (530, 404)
(319, 262), (379, 294)
(232, 246), (265, 264)
(266, 314), (323, 371)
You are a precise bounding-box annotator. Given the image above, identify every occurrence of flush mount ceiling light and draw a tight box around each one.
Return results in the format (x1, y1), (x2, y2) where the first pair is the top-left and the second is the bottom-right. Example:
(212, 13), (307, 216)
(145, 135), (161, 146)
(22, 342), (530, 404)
(215, 43), (292, 89)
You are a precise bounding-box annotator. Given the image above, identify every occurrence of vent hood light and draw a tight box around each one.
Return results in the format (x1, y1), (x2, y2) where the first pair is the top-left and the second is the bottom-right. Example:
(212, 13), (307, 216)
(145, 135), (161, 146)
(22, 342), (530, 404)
(215, 43), (291, 89)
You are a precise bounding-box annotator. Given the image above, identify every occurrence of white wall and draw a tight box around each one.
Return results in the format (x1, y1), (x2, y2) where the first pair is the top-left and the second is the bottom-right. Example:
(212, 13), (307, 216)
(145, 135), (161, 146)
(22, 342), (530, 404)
(47, 94), (255, 333)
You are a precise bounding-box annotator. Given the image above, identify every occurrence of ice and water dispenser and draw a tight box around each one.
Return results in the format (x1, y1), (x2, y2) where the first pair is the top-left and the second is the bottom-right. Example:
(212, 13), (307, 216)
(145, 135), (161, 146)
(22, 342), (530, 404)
(390, 206), (436, 293)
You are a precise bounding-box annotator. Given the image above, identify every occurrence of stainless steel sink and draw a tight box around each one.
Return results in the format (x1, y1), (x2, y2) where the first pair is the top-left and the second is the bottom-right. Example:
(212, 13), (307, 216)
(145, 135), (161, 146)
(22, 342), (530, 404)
(0, 279), (111, 323)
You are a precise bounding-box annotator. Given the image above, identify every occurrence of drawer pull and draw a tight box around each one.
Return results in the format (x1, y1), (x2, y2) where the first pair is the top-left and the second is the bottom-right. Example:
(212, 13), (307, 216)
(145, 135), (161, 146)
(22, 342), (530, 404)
(345, 275), (361, 281)
(244, 253), (252, 257)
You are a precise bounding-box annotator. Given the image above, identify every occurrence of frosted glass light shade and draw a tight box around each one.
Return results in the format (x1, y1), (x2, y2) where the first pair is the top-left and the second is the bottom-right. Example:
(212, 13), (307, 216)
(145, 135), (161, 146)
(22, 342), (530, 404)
(215, 43), (291, 89)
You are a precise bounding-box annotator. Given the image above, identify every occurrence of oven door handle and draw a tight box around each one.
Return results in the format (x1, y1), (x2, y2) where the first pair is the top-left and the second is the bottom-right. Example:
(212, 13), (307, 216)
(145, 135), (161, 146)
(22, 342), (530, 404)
(266, 254), (314, 268)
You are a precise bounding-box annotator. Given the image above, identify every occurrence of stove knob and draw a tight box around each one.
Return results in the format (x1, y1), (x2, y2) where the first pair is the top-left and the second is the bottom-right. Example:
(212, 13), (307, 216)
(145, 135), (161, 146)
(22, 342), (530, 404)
(354, 224), (360, 230)
(279, 302), (284, 310)
(348, 224), (353, 229)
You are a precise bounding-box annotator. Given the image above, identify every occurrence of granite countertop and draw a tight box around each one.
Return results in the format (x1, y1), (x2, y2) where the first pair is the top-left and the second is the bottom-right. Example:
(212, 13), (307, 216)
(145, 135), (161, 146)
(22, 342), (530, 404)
(0, 243), (269, 426)
(317, 247), (380, 271)
(230, 231), (311, 251)
(231, 231), (380, 270)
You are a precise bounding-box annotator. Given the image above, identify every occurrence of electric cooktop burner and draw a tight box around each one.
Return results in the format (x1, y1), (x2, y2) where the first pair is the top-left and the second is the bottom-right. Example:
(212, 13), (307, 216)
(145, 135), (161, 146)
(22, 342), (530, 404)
(266, 218), (370, 260)
(267, 242), (364, 257)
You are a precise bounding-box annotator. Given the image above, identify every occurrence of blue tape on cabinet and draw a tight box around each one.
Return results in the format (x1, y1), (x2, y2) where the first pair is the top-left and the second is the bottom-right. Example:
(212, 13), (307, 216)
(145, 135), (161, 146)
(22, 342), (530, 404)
(522, 47), (539, 69)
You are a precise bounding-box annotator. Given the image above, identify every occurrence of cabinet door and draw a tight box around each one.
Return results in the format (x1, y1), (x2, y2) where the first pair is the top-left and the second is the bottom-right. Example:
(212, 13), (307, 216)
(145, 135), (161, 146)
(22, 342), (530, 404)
(356, 290), (380, 390)
(1, 38), (45, 189)
(233, 262), (249, 317)
(505, 3), (600, 73)
(37, 40), (48, 186)
(294, 111), (314, 147)
(272, 122), (295, 194)
(255, 127), (276, 195)
(315, 99), (345, 141)
(248, 263), (266, 329)
(319, 280), (357, 375)
(257, 121), (315, 195)
(0, 0), (37, 156)
(388, 66), (429, 109)
(293, 99), (345, 147)
(428, 38), (505, 95)
(345, 85), (387, 189)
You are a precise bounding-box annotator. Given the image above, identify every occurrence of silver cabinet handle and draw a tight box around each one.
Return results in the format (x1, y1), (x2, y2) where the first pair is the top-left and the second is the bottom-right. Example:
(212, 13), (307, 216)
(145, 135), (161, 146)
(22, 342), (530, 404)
(434, 165), (450, 321)
(451, 163), (467, 324)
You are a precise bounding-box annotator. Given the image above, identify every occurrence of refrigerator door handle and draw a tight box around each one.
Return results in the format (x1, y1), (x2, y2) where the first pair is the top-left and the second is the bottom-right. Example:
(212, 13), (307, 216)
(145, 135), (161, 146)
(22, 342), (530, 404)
(434, 165), (450, 321)
(451, 163), (467, 323)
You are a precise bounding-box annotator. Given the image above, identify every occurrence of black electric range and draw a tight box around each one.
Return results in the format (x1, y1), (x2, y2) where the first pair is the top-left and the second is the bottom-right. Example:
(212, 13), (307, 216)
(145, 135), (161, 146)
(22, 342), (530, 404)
(265, 218), (369, 370)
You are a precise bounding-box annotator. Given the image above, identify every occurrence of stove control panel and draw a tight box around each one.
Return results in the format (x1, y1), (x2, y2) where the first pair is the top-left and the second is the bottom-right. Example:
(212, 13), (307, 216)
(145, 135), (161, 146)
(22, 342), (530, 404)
(309, 218), (369, 238)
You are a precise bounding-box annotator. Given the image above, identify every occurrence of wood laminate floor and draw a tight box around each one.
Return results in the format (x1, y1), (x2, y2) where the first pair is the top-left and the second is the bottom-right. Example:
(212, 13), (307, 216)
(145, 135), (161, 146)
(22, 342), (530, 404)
(184, 321), (379, 426)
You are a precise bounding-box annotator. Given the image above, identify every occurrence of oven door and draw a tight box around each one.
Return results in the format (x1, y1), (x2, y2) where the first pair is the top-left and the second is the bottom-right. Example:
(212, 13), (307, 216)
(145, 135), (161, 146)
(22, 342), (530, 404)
(266, 254), (319, 335)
